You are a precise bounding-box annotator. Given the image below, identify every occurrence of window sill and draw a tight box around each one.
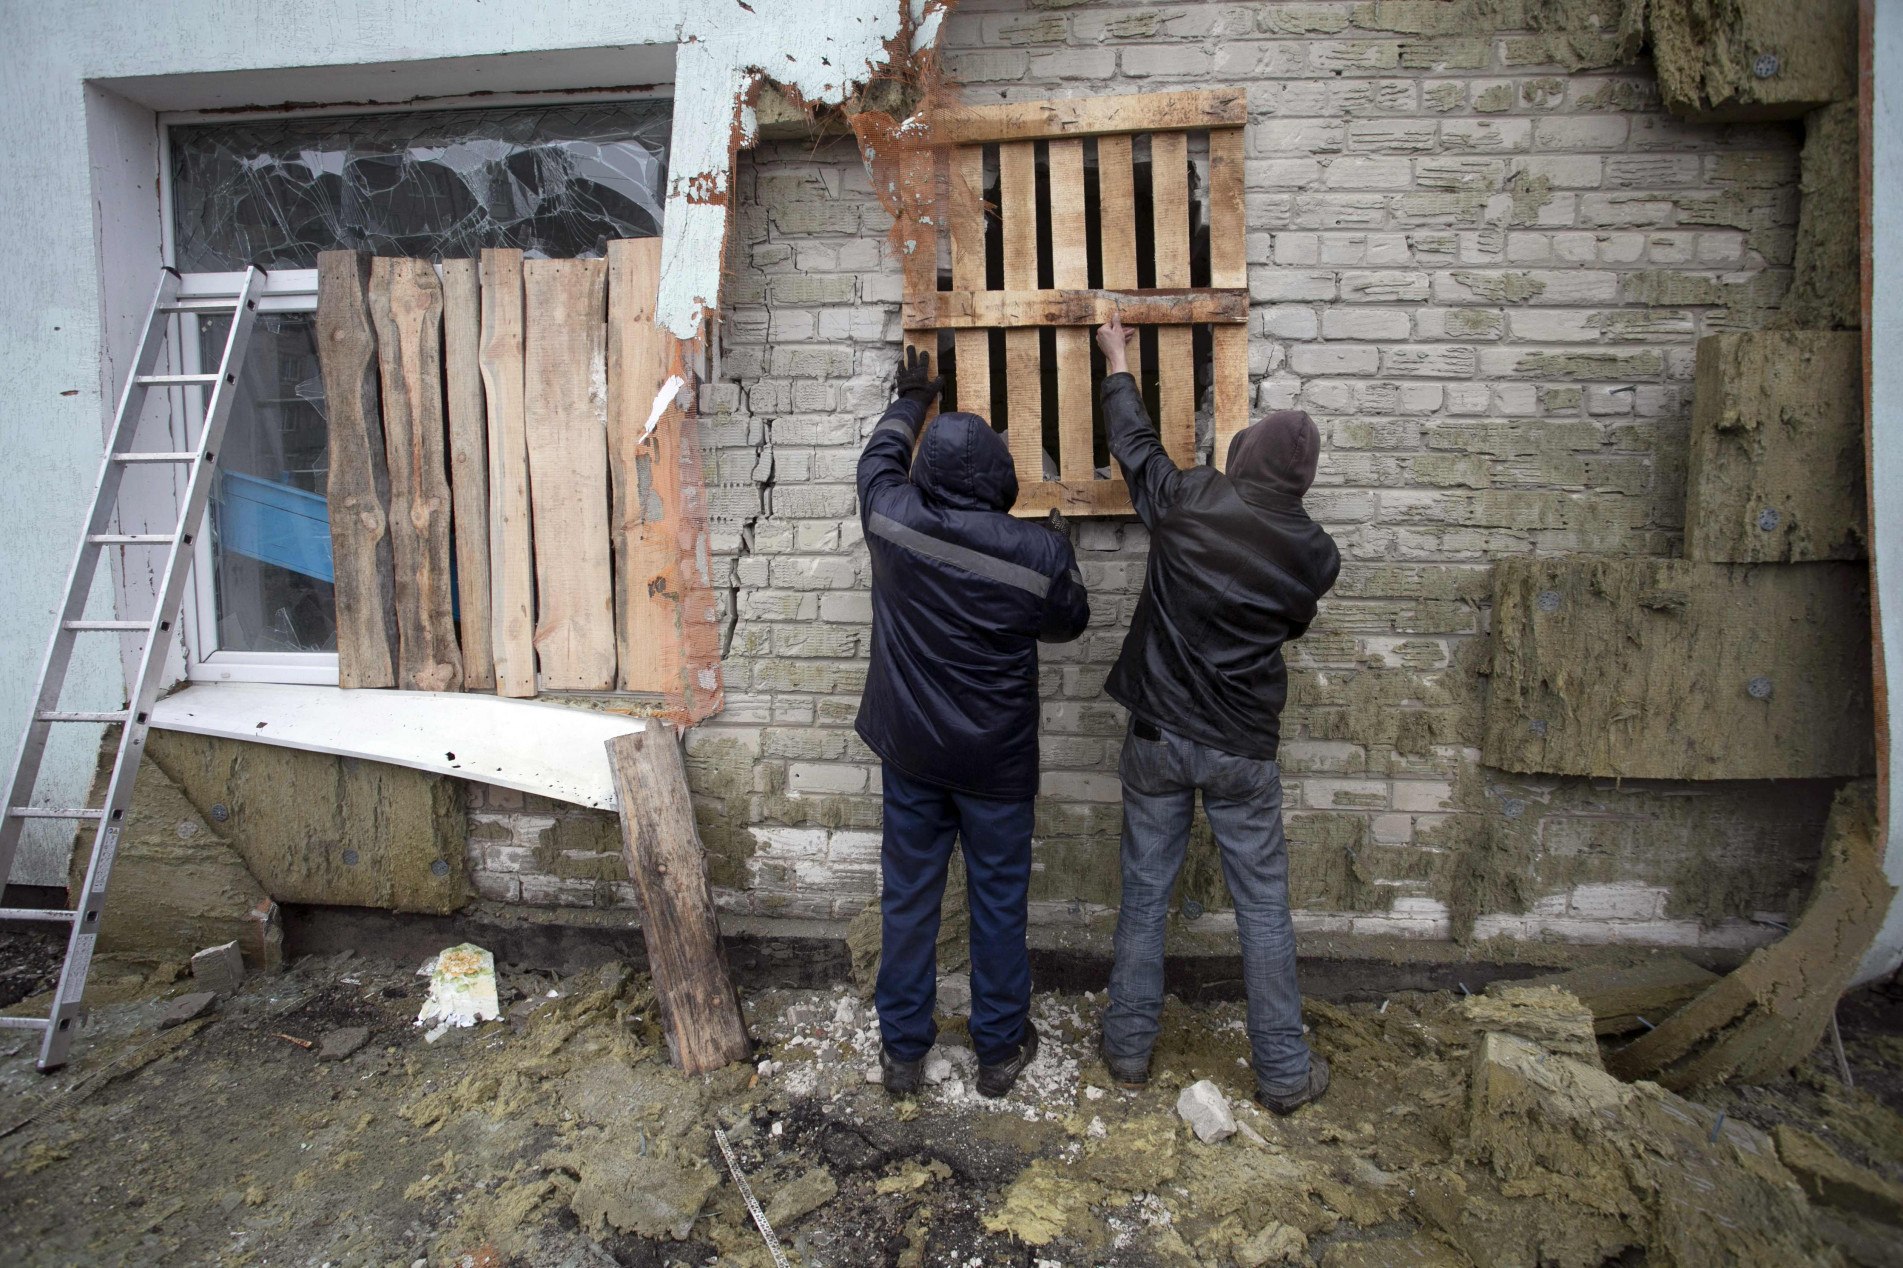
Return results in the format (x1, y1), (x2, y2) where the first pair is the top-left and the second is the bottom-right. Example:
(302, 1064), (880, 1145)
(149, 681), (646, 808)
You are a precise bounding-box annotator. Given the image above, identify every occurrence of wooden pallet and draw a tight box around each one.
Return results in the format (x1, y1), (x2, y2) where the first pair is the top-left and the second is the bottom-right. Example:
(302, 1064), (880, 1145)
(901, 89), (1251, 517)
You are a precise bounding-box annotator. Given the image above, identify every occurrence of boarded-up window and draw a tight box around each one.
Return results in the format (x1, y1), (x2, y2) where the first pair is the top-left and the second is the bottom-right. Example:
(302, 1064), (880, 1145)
(901, 90), (1250, 517)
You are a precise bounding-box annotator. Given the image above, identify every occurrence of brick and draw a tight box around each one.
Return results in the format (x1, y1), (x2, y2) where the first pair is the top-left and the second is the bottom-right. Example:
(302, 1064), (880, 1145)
(1120, 44), (1212, 78)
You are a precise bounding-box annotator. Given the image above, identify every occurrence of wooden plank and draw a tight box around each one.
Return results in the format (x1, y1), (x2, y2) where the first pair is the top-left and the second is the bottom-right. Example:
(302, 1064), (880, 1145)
(913, 287), (1248, 329)
(948, 145), (992, 419)
(523, 258), (615, 691)
(608, 729), (752, 1076)
(1151, 130), (1196, 467)
(478, 249), (536, 699)
(899, 150), (941, 425)
(1010, 479), (1134, 517)
(1208, 128), (1250, 472)
(999, 141), (1043, 482)
(315, 251), (397, 689)
(1097, 134), (1144, 392)
(367, 257), (462, 692)
(1048, 138), (1093, 481)
(440, 258), (494, 690)
(607, 238), (685, 695)
(931, 88), (1247, 146)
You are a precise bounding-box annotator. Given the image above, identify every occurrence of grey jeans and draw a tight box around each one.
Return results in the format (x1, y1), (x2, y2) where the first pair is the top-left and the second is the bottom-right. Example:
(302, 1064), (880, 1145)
(1102, 718), (1311, 1095)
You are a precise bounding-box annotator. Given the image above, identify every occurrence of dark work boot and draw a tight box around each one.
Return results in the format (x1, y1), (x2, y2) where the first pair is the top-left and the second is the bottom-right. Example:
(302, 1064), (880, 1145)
(1255, 1056), (1330, 1116)
(1099, 1037), (1150, 1090)
(977, 1023), (1040, 1099)
(880, 1048), (925, 1097)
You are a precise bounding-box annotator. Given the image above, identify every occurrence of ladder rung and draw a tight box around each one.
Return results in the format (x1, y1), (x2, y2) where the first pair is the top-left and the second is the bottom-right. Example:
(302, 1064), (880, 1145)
(62, 620), (147, 631)
(113, 451), (197, 463)
(135, 373), (221, 387)
(87, 534), (175, 545)
(0, 1016), (50, 1031)
(36, 711), (130, 724)
(8, 807), (103, 820)
(0, 908), (75, 924)
(158, 299), (241, 314)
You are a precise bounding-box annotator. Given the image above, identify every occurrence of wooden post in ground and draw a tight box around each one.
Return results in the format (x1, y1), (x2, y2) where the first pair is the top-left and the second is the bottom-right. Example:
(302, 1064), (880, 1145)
(606, 729), (750, 1075)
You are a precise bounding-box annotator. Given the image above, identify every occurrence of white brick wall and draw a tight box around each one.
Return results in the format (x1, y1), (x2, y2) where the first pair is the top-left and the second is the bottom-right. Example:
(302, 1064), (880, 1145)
(475, 0), (1834, 951)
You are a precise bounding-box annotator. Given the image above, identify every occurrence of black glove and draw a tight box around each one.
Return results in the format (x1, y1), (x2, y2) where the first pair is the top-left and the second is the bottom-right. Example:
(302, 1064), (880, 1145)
(895, 345), (943, 408)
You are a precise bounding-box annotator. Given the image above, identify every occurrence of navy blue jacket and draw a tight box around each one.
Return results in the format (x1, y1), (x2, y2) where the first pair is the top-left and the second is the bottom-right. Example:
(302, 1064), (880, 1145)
(854, 400), (1090, 800)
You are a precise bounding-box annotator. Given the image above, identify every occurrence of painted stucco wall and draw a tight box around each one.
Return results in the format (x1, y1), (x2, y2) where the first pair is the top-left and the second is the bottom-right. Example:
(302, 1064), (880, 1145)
(0, 0), (920, 884)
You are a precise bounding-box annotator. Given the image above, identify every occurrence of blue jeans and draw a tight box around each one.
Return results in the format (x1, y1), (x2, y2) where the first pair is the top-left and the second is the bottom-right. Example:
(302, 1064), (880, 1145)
(1102, 719), (1311, 1095)
(875, 764), (1034, 1067)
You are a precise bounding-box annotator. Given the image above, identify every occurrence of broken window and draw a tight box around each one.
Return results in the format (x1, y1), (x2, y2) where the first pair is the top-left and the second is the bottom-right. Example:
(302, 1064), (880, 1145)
(902, 90), (1250, 516)
(165, 100), (672, 674)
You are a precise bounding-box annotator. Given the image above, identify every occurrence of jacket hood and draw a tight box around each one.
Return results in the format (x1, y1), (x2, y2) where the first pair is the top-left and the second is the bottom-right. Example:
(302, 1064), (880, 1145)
(912, 411), (1019, 512)
(1227, 409), (1321, 500)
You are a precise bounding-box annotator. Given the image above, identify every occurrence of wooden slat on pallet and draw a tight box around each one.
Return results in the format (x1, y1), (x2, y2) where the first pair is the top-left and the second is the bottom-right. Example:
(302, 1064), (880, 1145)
(999, 140), (1043, 481)
(931, 88), (1247, 146)
(1048, 138), (1094, 481)
(1208, 128), (1250, 472)
(523, 258), (615, 691)
(1097, 133), (1143, 438)
(1012, 479), (1136, 517)
(316, 251), (398, 689)
(608, 729), (752, 1076)
(479, 249), (536, 698)
(919, 288), (1248, 329)
(947, 146), (992, 419)
(607, 238), (684, 695)
(1150, 130), (1196, 468)
(440, 258), (494, 690)
(899, 150), (941, 425)
(367, 257), (462, 692)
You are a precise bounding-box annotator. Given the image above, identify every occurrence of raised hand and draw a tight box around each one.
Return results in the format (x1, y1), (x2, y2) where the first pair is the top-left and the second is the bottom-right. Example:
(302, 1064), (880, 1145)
(895, 344), (944, 407)
(1096, 310), (1136, 375)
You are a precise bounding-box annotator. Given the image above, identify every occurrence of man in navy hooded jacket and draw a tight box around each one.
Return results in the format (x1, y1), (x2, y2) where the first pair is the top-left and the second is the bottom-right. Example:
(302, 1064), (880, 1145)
(855, 347), (1090, 1098)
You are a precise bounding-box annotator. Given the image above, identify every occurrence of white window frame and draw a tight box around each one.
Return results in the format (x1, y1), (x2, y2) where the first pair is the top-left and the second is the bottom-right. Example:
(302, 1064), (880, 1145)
(157, 90), (673, 686)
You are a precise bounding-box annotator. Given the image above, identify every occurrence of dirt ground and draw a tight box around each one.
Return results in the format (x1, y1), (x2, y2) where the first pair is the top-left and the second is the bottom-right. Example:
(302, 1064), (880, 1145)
(1, 931), (1901, 1267)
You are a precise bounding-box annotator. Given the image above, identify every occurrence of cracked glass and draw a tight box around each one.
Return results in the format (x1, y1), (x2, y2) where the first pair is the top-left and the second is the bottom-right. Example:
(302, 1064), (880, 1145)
(170, 101), (670, 270)
(170, 101), (670, 661)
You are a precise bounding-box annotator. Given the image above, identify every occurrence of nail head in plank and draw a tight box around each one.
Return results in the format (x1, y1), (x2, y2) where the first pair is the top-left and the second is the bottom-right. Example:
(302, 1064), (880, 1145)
(368, 256), (462, 692)
(523, 258), (616, 692)
(930, 88), (1247, 146)
(608, 729), (752, 1075)
(441, 258), (495, 690)
(478, 249), (536, 699)
(315, 251), (397, 690)
(608, 238), (686, 696)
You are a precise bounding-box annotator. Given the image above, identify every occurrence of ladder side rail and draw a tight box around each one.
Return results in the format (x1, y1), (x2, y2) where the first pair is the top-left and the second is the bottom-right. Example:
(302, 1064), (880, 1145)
(0, 271), (185, 886)
(37, 266), (266, 1070)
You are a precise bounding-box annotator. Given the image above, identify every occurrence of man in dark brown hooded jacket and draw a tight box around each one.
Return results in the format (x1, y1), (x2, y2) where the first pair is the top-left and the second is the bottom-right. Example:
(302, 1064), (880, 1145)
(1092, 313), (1340, 1115)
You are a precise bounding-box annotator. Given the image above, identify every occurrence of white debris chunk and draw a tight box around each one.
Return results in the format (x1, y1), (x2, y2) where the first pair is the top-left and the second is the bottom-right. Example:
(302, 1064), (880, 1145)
(924, 1053), (954, 1085)
(1176, 1079), (1237, 1143)
(414, 943), (501, 1041)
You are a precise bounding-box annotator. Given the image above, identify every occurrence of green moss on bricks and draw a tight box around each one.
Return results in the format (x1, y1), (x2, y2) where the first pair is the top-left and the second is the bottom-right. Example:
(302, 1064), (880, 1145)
(1454, 271), (1547, 303)
(1474, 84), (1517, 113)
(536, 814), (627, 883)
(1513, 350), (1666, 379)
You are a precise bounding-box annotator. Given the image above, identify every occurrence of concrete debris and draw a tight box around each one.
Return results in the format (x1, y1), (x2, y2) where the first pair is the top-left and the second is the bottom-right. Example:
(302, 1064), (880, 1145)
(155, 990), (218, 1029)
(317, 1025), (370, 1062)
(414, 943), (501, 1042)
(190, 941), (245, 995)
(1774, 1124), (1903, 1226)
(923, 1052), (953, 1085)
(1176, 1079), (1237, 1143)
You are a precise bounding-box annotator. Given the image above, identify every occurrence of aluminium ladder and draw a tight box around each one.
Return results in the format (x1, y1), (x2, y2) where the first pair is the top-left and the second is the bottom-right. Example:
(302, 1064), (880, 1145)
(0, 265), (265, 1071)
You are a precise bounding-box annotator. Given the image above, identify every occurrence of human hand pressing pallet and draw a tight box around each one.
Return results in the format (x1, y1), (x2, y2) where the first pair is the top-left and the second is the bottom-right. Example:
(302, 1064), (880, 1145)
(1096, 309), (1136, 378)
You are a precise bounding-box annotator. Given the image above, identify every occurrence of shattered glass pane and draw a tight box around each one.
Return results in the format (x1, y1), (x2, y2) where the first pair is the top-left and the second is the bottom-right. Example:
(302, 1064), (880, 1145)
(171, 102), (670, 270)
